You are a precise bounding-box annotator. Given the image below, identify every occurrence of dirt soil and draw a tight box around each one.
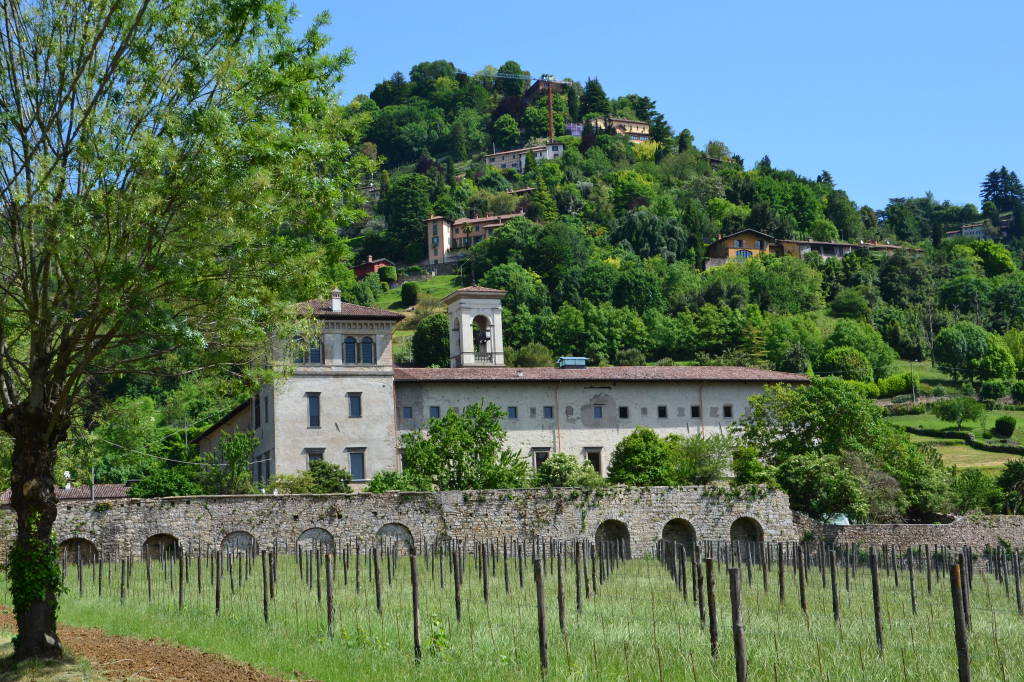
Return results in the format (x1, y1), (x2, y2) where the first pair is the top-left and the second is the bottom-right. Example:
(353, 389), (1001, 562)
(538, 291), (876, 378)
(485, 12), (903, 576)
(0, 609), (283, 681)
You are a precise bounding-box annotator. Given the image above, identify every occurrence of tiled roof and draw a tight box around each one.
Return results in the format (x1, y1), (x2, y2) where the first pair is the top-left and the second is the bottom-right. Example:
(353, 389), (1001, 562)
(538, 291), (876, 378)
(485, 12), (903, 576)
(453, 212), (524, 226)
(441, 286), (507, 303)
(298, 299), (404, 321)
(0, 483), (130, 504)
(394, 366), (808, 384)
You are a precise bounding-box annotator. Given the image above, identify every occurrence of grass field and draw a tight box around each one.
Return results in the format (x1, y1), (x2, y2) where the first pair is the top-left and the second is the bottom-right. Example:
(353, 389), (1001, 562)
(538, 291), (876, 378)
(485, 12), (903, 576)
(377, 275), (461, 310)
(887, 409), (1022, 474)
(14, 543), (1024, 681)
(886, 410), (1021, 440)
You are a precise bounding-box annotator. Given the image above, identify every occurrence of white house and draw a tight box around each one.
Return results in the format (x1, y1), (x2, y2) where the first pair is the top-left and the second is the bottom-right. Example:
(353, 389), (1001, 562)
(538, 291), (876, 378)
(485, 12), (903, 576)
(196, 287), (807, 485)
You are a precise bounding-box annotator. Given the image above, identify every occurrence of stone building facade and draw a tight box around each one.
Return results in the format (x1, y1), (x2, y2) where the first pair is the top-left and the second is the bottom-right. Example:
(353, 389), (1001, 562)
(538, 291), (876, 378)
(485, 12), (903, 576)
(0, 486), (797, 560)
(196, 287), (807, 486)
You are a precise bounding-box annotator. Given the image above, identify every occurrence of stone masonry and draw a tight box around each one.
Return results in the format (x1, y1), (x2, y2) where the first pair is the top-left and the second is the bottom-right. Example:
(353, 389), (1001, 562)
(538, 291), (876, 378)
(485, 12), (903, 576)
(0, 486), (795, 559)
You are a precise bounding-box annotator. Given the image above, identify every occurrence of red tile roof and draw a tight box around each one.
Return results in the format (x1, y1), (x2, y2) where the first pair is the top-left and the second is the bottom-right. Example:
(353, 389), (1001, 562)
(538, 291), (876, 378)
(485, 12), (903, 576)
(298, 299), (404, 321)
(441, 286), (508, 303)
(0, 483), (130, 504)
(394, 366), (808, 384)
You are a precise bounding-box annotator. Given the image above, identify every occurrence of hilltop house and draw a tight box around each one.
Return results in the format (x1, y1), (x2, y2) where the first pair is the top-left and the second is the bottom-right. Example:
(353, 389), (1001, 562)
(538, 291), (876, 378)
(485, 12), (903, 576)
(587, 116), (651, 143)
(426, 212), (525, 265)
(704, 229), (918, 268)
(483, 143), (565, 173)
(196, 287), (808, 487)
(352, 255), (395, 280)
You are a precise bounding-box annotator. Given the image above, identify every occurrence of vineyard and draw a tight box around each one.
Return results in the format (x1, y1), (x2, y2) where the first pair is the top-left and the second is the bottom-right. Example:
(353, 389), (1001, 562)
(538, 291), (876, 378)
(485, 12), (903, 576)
(16, 537), (1024, 681)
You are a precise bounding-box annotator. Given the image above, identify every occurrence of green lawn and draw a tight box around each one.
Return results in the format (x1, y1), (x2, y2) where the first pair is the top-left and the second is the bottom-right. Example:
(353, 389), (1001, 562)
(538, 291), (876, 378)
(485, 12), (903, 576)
(891, 359), (957, 390)
(888, 408), (1022, 474)
(886, 409), (1020, 440)
(377, 274), (461, 310)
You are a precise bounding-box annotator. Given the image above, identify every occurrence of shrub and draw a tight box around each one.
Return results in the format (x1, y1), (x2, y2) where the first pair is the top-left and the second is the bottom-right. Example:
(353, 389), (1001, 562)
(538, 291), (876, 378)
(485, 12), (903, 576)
(131, 467), (202, 498)
(1012, 380), (1024, 404)
(931, 397), (985, 429)
(829, 288), (870, 320)
(272, 460), (352, 494)
(844, 379), (880, 399)
(401, 282), (419, 307)
(616, 347), (646, 366)
(365, 470), (432, 492)
(818, 346), (873, 382)
(876, 372), (915, 398)
(534, 452), (605, 488)
(979, 379), (1010, 400)
(661, 433), (733, 485)
(994, 415), (1017, 439)
(379, 265), (398, 283)
(510, 342), (554, 367)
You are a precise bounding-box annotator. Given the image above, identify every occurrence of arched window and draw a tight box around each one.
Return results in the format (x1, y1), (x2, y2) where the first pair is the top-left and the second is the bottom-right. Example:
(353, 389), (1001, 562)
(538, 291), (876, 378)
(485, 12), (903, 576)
(343, 336), (357, 364)
(736, 249), (753, 259)
(360, 336), (375, 364)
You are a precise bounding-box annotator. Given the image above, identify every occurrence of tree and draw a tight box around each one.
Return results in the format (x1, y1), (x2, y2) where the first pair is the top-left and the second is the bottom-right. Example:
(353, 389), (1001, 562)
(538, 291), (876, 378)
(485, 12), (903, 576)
(492, 114), (521, 150)
(130, 467), (202, 498)
(412, 314), (450, 367)
(400, 403), (528, 490)
(0, 0), (370, 658)
(496, 60), (529, 97)
(980, 166), (1024, 212)
(365, 469), (431, 492)
(825, 320), (897, 378)
(581, 78), (610, 117)
(401, 282), (419, 307)
(931, 398), (984, 430)
(661, 434), (733, 485)
(607, 427), (666, 486)
(197, 432), (260, 496)
(479, 263), (549, 312)
(379, 173), (432, 260)
(997, 458), (1024, 513)
(510, 342), (554, 367)
(817, 346), (874, 382)
(933, 321), (1017, 386)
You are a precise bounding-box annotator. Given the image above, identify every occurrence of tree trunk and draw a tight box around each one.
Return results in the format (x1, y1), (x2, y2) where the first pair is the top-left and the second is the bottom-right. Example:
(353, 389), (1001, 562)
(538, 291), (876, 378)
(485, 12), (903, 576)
(6, 407), (66, 660)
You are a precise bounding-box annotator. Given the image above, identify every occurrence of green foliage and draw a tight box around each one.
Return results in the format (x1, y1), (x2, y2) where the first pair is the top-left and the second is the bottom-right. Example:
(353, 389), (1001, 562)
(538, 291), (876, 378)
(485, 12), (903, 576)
(492, 114), (520, 150)
(979, 379), (1010, 400)
(272, 461), (352, 494)
(825, 320), (897, 378)
(607, 427), (666, 486)
(197, 432), (259, 496)
(379, 265), (398, 283)
(950, 468), (1003, 513)
(534, 452), (606, 488)
(1012, 380), (1024, 404)
(365, 470), (432, 492)
(930, 397), (985, 430)
(509, 342), (554, 368)
(876, 372), (916, 398)
(829, 288), (871, 320)
(400, 403), (528, 490)
(933, 321), (1017, 386)
(818, 346), (873, 382)
(6, 524), (63, 630)
(401, 282), (419, 307)
(661, 433), (735, 485)
(131, 467), (202, 498)
(997, 457), (1024, 513)
(994, 415), (1017, 439)
(775, 454), (868, 518)
(412, 314), (450, 367)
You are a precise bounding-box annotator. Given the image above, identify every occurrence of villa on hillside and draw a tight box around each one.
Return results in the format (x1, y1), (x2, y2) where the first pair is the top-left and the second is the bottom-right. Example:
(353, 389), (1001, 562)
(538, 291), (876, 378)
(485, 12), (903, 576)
(426, 212), (525, 265)
(196, 287), (808, 487)
(587, 116), (651, 143)
(483, 142), (566, 173)
(704, 229), (920, 269)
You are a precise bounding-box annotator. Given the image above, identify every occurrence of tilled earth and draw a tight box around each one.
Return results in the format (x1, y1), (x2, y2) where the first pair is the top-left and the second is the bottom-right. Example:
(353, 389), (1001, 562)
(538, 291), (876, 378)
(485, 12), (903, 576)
(0, 609), (284, 681)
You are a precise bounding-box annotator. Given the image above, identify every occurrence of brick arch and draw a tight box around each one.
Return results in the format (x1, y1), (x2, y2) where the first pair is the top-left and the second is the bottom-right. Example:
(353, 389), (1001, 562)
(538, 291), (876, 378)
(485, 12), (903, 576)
(222, 530), (257, 555)
(730, 516), (764, 543)
(377, 522), (413, 549)
(60, 537), (98, 563)
(143, 533), (180, 560)
(662, 518), (696, 553)
(595, 519), (630, 558)
(297, 528), (335, 553)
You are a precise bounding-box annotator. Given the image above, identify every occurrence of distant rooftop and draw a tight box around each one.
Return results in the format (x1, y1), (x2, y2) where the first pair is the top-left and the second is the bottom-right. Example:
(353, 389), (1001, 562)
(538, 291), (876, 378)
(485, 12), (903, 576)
(395, 366), (808, 384)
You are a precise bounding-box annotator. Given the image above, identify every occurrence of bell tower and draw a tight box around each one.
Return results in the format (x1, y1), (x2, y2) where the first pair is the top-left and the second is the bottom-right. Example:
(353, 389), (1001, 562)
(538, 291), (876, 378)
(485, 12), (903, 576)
(443, 286), (507, 368)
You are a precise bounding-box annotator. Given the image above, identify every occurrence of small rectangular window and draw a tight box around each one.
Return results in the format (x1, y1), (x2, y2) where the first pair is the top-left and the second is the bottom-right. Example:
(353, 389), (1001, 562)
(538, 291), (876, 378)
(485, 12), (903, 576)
(402, 406), (412, 419)
(585, 449), (601, 473)
(349, 450), (366, 481)
(308, 342), (322, 364)
(349, 393), (362, 418)
(507, 406), (518, 419)
(543, 406), (554, 419)
(593, 405), (604, 419)
(724, 404), (733, 419)
(640, 407), (648, 416)
(618, 406), (629, 419)
(306, 448), (324, 466)
(691, 405), (701, 419)
(429, 406), (440, 419)
(254, 396), (261, 428)
(532, 448), (551, 467)
(264, 396), (269, 423)
(710, 406), (720, 418)
(307, 393), (321, 428)
(657, 405), (667, 419)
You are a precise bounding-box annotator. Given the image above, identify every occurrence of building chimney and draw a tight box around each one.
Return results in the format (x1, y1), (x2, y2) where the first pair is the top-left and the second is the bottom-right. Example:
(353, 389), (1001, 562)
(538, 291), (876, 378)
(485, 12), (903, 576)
(330, 288), (342, 312)
(366, 254), (373, 263)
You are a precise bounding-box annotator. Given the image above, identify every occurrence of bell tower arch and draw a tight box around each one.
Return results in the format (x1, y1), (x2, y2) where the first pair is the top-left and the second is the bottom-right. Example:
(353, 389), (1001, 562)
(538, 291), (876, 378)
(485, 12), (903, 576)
(443, 286), (507, 367)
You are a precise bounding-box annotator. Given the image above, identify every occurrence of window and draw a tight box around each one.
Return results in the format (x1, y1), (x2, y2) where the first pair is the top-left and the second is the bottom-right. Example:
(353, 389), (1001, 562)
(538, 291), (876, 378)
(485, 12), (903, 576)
(640, 407), (648, 416)
(401, 406), (412, 419)
(691, 405), (701, 418)
(734, 239), (744, 248)
(724, 404), (733, 419)
(307, 393), (321, 428)
(618, 406), (629, 419)
(264, 396), (269, 423)
(593, 405), (604, 419)
(657, 405), (667, 419)
(360, 336), (375, 364)
(348, 449), (366, 481)
(755, 239), (763, 249)
(736, 249), (753, 259)
(294, 338), (322, 364)
(348, 393), (362, 418)
(710, 406), (720, 418)
(585, 449), (602, 473)
(343, 336), (357, 364)
(507, 406), (518, 419)
(429, 406), (440, 419)
(532, 448), (551, 467)
(432, 224), (438, 236)
(432, 236), (439, 246)
(306, 448), (324, 466)
(543, 405), (554, 419)
(254, 396), (261, 428)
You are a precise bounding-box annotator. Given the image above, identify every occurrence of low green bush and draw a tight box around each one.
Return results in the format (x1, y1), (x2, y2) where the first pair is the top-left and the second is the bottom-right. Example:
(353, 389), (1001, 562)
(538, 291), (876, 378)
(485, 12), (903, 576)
(994, 415), (1017, 439)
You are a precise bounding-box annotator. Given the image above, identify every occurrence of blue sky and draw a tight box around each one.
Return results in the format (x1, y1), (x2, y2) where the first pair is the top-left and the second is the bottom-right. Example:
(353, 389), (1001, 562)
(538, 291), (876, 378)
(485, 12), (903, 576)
(293, 0), (1022, 210)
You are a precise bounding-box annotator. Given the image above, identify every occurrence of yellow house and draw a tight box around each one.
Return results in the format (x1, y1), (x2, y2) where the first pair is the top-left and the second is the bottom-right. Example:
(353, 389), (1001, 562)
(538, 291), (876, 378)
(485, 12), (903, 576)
(705, 229), (774, 262)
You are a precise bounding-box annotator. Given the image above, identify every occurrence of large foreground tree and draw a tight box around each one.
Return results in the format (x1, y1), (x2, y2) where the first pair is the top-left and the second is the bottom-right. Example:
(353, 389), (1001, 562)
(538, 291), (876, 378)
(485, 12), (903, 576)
(0, 0), (370, 658)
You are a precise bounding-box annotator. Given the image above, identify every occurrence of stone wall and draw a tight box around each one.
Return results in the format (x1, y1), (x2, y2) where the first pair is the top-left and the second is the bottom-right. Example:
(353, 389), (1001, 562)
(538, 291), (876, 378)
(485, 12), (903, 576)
(0, 486), (795, 559)
(795, 512), (1024, 549)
